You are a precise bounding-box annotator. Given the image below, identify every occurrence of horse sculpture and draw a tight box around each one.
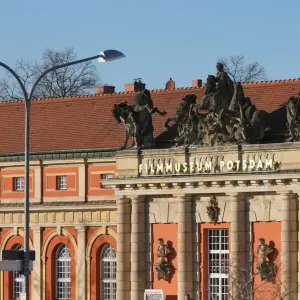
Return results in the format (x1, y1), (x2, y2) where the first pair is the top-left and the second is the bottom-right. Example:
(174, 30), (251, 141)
(229, 82), (271, 143)
(286, 96), (300, 142)
(163, 82), (271, 147)
(113, 101), (166, 149)
(163, 94), (202, 146)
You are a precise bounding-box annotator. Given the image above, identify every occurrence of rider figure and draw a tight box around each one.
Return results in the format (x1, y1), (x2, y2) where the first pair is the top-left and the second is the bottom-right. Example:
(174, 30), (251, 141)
(215, 62), (234, 97)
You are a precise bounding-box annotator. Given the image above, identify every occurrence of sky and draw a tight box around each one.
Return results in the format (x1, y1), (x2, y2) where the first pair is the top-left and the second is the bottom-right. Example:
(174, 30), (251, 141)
(0, 0), (300, 92)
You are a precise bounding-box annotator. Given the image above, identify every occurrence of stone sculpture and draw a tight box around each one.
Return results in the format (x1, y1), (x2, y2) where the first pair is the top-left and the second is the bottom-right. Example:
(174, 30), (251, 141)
(155, 238), (173, 281)
(206, 196), (220, 224)
(164, 63), (271, 147)
(256, 238), (278, 282)
(112, 89), (166, 149)
(286, 96), (300, 142)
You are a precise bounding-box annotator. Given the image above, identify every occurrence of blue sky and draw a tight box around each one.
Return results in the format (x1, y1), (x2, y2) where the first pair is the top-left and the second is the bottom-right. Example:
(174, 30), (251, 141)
(0, 0), (300, 92)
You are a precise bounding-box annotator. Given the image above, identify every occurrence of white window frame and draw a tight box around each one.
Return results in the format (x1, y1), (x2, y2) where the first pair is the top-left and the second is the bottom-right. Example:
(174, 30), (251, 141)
(13, 177), (24, 191)
(100, 173), (114, 189)
(101, 244), (117, 300)
(56, 175), (68, 190)
(56, 244), (71, 300)
(13, 244), (25, 299)
(207, 229), (229, 300)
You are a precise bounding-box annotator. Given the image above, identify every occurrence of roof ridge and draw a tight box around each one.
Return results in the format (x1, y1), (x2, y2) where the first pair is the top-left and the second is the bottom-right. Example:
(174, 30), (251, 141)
(1, 78), (300, 104)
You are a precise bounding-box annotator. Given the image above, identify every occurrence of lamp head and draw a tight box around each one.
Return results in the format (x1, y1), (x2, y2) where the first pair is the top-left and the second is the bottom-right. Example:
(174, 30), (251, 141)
(98, 49), (126, 62)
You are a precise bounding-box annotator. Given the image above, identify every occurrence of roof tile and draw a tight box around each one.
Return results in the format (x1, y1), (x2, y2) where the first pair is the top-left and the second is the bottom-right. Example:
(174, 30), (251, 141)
(0, 80), (299, 154)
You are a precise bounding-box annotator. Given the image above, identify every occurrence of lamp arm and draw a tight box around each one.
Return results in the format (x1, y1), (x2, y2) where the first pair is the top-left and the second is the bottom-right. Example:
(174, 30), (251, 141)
(29, 54), (102, 100)
(0, 62), (29, 103)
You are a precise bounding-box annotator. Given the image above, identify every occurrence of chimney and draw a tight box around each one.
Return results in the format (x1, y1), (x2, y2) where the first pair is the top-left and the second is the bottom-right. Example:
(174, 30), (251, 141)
(165, 78), (176, 89)
(95, 85), (115, 94)
(125, 80), (146, 92)
(192, 79), (202, 88)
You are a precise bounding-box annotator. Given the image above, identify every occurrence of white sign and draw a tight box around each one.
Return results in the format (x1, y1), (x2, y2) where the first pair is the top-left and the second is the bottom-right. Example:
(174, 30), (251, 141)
(139, 158), (274, 176)
(144, 289), (165, 300)
(20, 293), (27, 300)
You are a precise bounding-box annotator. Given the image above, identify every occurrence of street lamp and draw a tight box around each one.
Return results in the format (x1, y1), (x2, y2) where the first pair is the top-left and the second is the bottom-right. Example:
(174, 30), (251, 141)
(0, 49), (125, 299)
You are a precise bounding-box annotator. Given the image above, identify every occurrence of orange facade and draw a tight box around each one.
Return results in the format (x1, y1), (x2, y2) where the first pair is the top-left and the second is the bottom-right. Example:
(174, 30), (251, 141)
(0, 163), (116, 201)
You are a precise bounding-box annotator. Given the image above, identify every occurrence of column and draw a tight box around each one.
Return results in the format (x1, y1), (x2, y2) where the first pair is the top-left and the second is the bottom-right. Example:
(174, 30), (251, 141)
(281, 193), (297, 300)
(229, 193), (246, 298)
(177, 194), (193, 300)
(116, 197), (131, 300)
(32, 227), (42, 300)
(76, 226), (86, 300)
(130, 196), (146, 300)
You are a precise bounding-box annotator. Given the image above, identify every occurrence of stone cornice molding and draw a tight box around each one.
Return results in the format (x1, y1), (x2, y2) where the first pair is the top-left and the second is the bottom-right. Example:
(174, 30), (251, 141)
(109, 172), (300, 196)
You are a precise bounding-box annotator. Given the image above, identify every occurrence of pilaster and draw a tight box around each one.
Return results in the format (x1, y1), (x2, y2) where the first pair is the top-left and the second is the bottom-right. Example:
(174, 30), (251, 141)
(78, 161), (86, 201)
(176, 194), (193, 300)
(281, 193), (297, 300)
(76, 226), (86, 300)
(130, 196), (146, 300)
(229, 193), (246, 298)
(116, 196), (131, 300)
(32, 226), (42, 300)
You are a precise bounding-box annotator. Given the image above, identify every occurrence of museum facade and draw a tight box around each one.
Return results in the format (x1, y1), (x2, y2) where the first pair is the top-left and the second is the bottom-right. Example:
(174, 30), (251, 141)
(0, 75), (299, 300)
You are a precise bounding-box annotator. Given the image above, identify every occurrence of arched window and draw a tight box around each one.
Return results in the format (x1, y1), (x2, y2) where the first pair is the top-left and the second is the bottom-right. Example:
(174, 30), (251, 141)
(101, 244), (116, 300)
(56, 244), (71, 300)
(13, 244), (24, 299)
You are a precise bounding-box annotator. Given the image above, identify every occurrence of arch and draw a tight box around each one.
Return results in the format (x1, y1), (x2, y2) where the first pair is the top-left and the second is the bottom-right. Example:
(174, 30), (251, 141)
(42, 229), (77, 300)
(86, 228), (117, 300)
(0, 230), (34, 300)
(86, 227), (117, 258)
(42, 228), (77, 260)
(0, 229), (34, 250)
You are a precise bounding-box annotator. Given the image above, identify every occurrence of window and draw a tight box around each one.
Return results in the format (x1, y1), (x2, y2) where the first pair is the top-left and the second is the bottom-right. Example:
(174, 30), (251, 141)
(100, 173), (113, 188)
(13, 177), (24, 191)
(13, 244), (25, 299)
(101, 244), (117, 300)
(208, 229), (229, 300)
(57, 175), (67, 190)
(56, 244), (71, 300)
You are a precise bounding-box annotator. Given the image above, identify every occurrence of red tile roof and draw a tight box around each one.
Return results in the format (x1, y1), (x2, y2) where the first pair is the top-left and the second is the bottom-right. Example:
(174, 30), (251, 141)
(1, 79), (300, 154)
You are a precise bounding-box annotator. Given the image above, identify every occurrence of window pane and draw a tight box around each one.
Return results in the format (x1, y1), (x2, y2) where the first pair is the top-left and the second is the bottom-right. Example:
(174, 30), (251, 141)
(56, 244), (71, 300)
(13, 244), (25, 299)
(14, 177), (24, 191)
(101, 244), (117, 300)
(57, 176), (68, 190)
(208, 229), (229, 300)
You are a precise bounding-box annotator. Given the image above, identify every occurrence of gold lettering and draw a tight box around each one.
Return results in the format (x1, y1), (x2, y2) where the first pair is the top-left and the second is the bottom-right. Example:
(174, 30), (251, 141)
(219, 161), (225, 170)
(165, 163), (173, 173)
(190, 163), (195, 173)
(257, 159), (263, 169)
(182, 163), (188, 173)
(242, 160), (247, 171)
(227, 160), (233, 170)
(265, 159), (273, 169)
(175, 163), (181, 173)
(156, 163), (164, 173)
(205, 161), (212, 171)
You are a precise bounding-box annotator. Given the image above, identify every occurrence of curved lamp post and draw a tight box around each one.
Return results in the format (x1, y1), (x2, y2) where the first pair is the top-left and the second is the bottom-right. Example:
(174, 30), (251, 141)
(0, 49), (125, 299)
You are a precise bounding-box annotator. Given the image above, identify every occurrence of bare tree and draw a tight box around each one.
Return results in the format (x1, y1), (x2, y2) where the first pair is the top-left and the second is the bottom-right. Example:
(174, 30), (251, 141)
(227, 262), (298, 300)
(0, 47), (100, 101)
(218, 54), (267, 83)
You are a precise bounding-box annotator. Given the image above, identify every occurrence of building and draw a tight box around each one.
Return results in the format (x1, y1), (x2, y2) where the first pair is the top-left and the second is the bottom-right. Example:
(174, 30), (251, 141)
(0, 77), (299, 300)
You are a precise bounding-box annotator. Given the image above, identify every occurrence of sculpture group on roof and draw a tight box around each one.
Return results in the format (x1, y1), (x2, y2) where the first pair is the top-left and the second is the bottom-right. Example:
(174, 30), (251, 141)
(164, 63), (271, 147)
(112, 62), (300, 149)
